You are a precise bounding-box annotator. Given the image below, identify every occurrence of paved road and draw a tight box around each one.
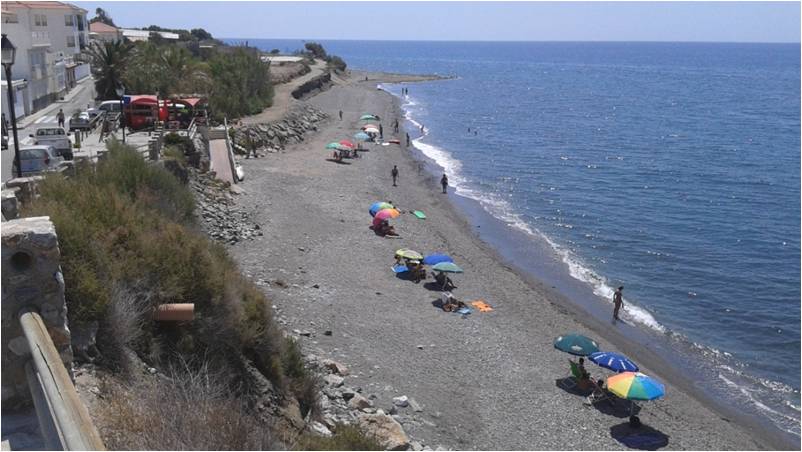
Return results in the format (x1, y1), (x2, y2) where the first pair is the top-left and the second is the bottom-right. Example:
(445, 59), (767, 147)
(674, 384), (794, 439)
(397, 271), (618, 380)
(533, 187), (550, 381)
(2, 77), (96, 183)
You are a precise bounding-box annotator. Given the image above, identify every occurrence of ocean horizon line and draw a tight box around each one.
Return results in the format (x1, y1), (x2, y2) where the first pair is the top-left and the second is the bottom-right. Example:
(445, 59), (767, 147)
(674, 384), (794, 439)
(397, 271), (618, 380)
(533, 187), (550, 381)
(222, 37), (802, 45)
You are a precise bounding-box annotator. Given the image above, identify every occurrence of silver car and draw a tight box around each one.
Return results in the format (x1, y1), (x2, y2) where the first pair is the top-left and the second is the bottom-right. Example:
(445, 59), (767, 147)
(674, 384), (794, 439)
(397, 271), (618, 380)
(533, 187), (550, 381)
(12, 145), (65, 177)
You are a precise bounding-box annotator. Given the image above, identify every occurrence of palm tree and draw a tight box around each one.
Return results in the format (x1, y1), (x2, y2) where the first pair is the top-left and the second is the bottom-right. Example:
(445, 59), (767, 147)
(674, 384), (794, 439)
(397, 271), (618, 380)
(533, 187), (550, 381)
(87, 40), (133, 100)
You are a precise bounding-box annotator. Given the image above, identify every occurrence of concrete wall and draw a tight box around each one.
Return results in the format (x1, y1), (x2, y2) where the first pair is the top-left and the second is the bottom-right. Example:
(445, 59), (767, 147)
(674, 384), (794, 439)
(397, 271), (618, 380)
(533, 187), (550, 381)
(1, 216), (73, 407)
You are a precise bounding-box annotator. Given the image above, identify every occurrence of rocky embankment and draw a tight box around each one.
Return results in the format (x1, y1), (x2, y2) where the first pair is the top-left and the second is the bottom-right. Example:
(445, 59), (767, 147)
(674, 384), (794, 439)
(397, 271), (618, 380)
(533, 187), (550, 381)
(291, 71), (333, 100)
(303, 354), (445, 451)
(231, 103), (328, 155)
(189, 168), (262, 244)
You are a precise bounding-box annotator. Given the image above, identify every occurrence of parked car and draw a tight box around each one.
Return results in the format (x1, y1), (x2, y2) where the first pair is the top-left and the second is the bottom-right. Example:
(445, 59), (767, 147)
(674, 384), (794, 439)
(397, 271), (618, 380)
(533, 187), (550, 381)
(69, 111), (94, 131)
(11, 145), (65, 176)
(32, 127), (73, 160)
(93, 100), (122, 115)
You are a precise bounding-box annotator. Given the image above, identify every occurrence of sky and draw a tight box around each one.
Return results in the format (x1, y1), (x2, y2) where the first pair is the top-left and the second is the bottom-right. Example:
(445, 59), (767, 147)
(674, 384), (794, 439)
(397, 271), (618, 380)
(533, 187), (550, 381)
(76, 1), (801, 43)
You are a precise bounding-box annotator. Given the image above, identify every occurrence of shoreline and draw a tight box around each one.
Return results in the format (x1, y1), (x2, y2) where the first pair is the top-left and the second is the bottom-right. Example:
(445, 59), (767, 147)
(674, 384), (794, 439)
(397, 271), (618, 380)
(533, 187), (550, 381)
(369, 74), (799, 450)
(230, 69), (794, 450)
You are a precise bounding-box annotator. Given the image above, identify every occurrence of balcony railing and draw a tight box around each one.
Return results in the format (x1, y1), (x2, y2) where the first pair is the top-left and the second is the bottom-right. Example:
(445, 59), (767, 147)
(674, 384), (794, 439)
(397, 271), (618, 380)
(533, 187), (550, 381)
(31, 31), (51, 47)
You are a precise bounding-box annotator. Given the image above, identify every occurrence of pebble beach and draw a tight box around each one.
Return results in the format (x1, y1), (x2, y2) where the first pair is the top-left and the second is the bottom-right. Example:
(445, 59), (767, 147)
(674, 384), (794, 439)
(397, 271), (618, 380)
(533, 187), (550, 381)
(227, 70), (789, 450)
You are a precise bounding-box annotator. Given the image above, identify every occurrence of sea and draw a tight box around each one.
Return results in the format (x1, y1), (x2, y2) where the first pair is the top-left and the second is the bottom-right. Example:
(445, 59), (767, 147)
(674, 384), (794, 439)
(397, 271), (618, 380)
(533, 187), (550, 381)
(230, 39), (801, 439)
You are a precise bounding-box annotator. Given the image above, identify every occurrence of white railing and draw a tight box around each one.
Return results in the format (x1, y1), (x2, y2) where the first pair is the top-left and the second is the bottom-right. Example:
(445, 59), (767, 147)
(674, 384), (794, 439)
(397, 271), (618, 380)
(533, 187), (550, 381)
(31, 31), (50, 47)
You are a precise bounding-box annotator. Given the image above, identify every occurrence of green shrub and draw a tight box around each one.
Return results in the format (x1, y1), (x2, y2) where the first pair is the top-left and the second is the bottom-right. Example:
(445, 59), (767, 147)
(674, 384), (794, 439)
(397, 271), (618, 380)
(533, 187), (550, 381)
(327, 55), (347, 72)
(22, 143), (294, 395)
(295, 424), (382, 451)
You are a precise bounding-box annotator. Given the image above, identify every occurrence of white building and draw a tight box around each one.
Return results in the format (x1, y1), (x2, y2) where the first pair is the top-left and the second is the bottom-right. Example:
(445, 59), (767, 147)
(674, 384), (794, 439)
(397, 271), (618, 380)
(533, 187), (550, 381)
(88, 21), (121, 43)
(1, 1), (89, 118)
(120, 29), (180, 42)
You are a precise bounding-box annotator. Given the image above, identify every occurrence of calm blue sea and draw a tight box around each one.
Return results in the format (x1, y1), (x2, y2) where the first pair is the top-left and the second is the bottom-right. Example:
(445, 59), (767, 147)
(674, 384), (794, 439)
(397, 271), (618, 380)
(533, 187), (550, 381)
(232, 39), (801, 437)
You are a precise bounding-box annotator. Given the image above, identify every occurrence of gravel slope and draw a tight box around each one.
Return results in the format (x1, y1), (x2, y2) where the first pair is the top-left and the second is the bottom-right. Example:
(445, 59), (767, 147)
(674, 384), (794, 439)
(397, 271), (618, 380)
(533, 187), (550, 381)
(228, 72), (775, 450)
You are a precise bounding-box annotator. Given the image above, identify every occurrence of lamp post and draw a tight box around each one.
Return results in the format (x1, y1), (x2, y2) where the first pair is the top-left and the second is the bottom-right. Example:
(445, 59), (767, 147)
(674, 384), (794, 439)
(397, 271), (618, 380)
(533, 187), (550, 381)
(2, 33), (21, 178)
(115, 83), (125, 143)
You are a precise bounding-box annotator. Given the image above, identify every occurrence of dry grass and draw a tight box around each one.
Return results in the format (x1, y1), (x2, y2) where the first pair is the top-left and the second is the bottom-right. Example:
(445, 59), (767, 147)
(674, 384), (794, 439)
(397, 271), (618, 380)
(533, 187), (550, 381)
(294, 424), (383, 451)
(97, 359), (276, 450)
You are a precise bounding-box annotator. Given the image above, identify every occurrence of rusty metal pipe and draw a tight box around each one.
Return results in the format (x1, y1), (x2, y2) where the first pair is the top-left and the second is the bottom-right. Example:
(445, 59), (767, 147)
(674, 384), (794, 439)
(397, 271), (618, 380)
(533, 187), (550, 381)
(153, 303), (194, 322)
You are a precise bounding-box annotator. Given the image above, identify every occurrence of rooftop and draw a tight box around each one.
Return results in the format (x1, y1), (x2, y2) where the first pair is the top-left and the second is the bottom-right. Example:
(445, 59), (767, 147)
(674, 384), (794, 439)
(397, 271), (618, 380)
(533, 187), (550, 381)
(2, 1), (86, 13)
(89, 21), (118, 33)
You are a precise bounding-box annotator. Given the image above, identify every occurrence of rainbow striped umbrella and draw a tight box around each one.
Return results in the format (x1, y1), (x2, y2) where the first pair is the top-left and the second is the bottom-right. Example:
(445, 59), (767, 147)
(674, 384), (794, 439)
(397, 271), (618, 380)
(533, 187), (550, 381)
(369, 202), (394, 216)
(606, 372), (665, 401)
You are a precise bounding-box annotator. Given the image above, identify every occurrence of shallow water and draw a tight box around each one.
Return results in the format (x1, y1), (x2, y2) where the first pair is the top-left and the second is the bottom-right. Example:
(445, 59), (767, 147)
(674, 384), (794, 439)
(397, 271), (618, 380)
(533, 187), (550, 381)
(235, 39), (801, 438)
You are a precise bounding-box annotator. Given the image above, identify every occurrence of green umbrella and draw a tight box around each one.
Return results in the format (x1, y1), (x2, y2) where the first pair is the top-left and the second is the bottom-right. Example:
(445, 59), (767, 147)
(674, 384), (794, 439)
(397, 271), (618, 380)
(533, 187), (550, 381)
(360, 114), (378, 120)
(326, 142), (344, 149)
(432, 262), (463, 273)
(553, 333), (599, 356)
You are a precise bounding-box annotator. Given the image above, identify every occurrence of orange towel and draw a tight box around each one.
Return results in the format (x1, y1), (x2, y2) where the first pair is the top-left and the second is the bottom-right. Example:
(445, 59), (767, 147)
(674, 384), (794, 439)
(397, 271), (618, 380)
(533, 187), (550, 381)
(470, 300), (493, 312)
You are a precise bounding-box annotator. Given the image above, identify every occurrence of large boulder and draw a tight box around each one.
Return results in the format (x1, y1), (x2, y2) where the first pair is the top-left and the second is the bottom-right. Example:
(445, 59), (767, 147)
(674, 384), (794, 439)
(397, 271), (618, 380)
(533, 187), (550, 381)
(357, 414), (410, 451)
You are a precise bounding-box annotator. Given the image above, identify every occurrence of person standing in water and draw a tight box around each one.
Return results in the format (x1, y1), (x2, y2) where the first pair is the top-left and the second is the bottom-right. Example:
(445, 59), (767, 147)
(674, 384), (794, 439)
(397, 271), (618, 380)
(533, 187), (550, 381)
(406, 132), (410, 147)
(613, 286), (624, 321)
(339, 110), (343, 120)
(440, 174), (449, 194)
(391, 165), (399, 186)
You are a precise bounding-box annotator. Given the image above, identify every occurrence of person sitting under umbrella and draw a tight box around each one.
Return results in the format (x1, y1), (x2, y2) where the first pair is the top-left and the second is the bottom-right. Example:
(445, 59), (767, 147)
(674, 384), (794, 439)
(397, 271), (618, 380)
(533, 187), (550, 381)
(377, 220), (397, 237)
(435, 271), (456, 290)
(409, 260), (426, 283)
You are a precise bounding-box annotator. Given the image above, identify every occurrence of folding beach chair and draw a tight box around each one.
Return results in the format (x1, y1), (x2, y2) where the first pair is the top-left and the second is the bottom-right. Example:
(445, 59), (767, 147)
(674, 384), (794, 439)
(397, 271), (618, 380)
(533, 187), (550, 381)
(558, 360), (583, 390)
(584, 379), (613, 406)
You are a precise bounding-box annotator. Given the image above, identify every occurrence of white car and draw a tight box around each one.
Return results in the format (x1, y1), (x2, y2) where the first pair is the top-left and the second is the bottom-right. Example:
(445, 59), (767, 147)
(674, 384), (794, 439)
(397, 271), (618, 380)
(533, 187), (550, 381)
(12, 145), (65, 177)
(32, 127), (73, 160)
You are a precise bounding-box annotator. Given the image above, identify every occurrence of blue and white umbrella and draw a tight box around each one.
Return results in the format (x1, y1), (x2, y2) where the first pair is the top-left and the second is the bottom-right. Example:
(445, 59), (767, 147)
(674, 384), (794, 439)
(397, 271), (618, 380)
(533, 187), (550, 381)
(588, 351), (639, 373)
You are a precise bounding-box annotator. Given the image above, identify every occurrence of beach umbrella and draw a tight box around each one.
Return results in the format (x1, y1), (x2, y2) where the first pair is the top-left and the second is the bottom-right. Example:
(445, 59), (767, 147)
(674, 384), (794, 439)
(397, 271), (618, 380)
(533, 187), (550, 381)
(606, 372), (665, 401)
(340, 140), (355, 148)
(354, 132), (370, 141)
(588, 351), (639, 373)
(369, 202), (394, 216)
(423, 254), (454, 266)
(364, 127), (380, 134)
(360, 114), (378, 120)
(361, 124), (378, 130)
(375, 208), (401, 221)
(395, 249), (424, 260)
(326, 142), (351, 151)
(553, 333), (599, 356)
(432, 262), (463, 273)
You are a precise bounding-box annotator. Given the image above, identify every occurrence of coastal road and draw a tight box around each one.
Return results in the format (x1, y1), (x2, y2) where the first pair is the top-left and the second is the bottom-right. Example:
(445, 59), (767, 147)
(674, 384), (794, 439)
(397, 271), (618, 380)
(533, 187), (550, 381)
(2, 77), (96, 183)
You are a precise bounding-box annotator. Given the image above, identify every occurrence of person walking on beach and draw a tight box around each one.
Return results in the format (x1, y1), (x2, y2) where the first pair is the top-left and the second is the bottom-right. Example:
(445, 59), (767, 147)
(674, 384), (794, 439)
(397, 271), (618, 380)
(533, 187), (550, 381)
(57, 109), (65, 128)
(406, 132), (410, 147)
(394, 119), (399, 133)
(441, 174), (449, 194)
(613, 286), (624, 321)
(339, 110), (343, 120)
(391, 165), (399, 186)
(379, 123), (384, 139)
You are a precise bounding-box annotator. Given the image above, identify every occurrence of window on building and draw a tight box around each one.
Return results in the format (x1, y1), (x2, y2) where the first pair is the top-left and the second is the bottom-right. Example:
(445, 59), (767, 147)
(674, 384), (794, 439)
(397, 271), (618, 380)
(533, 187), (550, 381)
(2, 13), (19, 24)
(65, 14), (74, 26)
(66, 35), (75, 47)
(34, 14), (48, 26)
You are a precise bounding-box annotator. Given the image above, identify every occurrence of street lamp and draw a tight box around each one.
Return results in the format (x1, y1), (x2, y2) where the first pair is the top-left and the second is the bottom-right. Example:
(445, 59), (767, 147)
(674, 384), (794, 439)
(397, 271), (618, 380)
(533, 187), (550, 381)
(115, 83), (125, 143)
(2, 33), (22, 178)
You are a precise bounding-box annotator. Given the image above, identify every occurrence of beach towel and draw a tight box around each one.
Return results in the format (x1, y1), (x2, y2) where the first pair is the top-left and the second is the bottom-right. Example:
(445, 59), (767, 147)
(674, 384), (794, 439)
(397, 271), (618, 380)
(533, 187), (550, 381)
(457, 307), (472, 315)
(413, 210), (426, 219)
(392, 264), (409, 273)
(470, 300), (494, 312)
